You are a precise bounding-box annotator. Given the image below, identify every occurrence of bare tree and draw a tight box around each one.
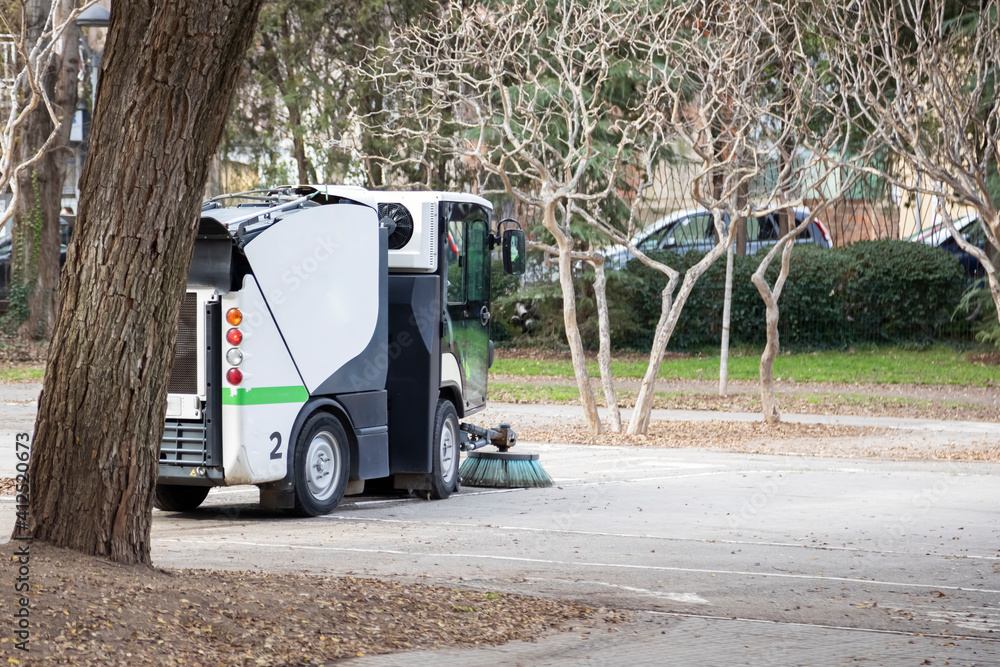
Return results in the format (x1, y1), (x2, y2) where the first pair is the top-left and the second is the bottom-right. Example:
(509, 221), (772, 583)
(727, 1), (870, 424)
(355, 0), (807, 435)
(529, 217), (622, 432)
(351, 0), (668, 434)
(821, 0), (1000, 332)
(6, 0), (83, 339)
(619, 1), (786, 434)
(20, 0), (263, 565)
(351, 0), (877, 435)
(0, 2), (96, 232)
(588, 1), (867, 429)
(750, 199), (842, 423)
(566, 0), (789, 434)
(718, 237), (735, 396)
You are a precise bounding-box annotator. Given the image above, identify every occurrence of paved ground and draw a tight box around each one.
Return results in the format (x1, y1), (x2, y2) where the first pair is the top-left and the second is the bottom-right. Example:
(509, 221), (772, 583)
(349, 614), (997, 666)
(2, 381), (999, 665)
(134, 449), (1000, 666)
(0, 381), (37, 478)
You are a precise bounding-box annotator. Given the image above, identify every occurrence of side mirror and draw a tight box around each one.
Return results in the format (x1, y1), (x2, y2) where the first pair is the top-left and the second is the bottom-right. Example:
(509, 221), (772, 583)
(502, 229), (526, 275)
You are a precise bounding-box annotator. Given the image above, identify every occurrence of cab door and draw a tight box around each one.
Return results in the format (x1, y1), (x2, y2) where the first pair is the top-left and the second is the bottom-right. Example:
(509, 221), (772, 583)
(443, 202), (492, 414)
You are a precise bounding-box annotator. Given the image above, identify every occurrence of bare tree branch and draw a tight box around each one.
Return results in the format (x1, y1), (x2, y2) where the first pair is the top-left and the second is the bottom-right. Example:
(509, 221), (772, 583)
(0, 0), (99, 233)
(820, 0), (1000, 333)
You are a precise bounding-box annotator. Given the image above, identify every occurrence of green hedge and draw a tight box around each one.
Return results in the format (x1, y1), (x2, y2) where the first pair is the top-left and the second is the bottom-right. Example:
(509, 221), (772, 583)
(496, 240), (971, 350)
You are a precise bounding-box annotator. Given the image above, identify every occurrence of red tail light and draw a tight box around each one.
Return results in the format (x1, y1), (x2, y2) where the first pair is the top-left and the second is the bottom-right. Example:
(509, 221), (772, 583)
(226, 368), (243, 385)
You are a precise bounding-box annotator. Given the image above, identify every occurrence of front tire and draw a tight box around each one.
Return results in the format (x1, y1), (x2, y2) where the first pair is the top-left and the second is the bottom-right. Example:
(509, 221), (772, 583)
(429, 399), (460, 499)
(290, 413), (350, 517)
(153, 485), (210, 512)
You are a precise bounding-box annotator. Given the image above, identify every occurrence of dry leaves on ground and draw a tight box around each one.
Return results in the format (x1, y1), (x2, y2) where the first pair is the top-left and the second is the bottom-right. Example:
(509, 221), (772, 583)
(654, 392), (1000, 423)
(0, 331), (47, 366)
(518, 420), (1000, 462)
(0, 543), (607, 665)
(489, 379), (1000, 423)
(0, 477), (17, 495)
(968, 352), (1000, 366)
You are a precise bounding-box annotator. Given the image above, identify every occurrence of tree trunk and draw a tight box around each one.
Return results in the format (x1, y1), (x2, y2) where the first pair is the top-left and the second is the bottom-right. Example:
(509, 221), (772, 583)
(734, 214), (748, 256)
(15, 0), (80, 340)
(590, 256), (620, 432)
(360, 81), (386, 187)
(934, 206), (1000, 336)
(543, 202), (602, 434)
(23, 0), (263, 565)
(984, 260), (1000, 335)
(720, 192), (745, 395)
(628, 236), (731, 434)
(256, 11), (314, 186)
(756, 288), (781, 423)
(954, 215), (1000, 337)
(290, 113), (313, 185)
(777, 207), (793, 238)
(719, 238), (735, 396)
(287, 83), (318, 184)
(752, 239), (796, 424)
(627, 272), (677, 435)
(9, 0), (56, 338)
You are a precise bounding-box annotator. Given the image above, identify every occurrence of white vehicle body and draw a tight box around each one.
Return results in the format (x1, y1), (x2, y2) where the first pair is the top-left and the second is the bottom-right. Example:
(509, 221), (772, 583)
(910, 213), (980, 247)
(908, 213), (987, 277)
(157, 186), (521, 515)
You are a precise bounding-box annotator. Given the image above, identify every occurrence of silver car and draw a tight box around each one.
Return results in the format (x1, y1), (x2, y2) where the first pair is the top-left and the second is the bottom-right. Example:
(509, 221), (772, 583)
(604, 207), (832, 269)
(910, 213), (987, 277)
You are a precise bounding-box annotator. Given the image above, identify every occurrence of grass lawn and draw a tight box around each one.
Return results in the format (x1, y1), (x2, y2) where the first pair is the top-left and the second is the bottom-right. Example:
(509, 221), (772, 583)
(3, 348), (995, 387)
(492, 346), (999, 386)
(0, 366), (44, 382)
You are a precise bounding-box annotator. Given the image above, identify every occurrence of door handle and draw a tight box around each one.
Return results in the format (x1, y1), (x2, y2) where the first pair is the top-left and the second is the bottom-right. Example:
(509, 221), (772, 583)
(479, 306), (491, 326)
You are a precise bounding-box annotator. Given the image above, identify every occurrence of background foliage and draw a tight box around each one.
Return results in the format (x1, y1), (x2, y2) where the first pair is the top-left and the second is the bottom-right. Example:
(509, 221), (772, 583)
(494, 242), (975, 351)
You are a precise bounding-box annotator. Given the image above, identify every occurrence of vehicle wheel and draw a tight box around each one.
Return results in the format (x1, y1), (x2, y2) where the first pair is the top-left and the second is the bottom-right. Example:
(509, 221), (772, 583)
(429, 399), (460, 499)
(153, 485), (210, 512)
(290, 413), (350, 517)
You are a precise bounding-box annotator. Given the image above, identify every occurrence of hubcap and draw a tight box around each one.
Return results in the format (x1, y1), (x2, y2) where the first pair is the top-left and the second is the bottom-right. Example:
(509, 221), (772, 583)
(306, 431), (341, 501)
(440, 417), (458, 481)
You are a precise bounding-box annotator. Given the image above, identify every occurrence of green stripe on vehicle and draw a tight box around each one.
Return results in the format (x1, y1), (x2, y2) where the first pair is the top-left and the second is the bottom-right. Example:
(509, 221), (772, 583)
(222, 385), (309, 406)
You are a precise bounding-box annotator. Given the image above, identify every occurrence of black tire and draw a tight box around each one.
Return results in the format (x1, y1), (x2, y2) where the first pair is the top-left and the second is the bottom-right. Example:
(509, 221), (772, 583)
(429, 399), (460, 500)
(290, 413), (351, 517)
(153, 485), (210, 512)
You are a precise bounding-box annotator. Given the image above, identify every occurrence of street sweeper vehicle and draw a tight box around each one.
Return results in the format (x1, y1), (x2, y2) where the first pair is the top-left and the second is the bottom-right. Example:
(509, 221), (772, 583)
(156, 185), (549, 517)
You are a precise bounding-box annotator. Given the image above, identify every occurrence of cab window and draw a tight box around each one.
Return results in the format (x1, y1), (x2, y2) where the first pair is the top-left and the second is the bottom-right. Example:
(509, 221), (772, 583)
(443, 202), (491, 305)
(447, 220), (465, 304)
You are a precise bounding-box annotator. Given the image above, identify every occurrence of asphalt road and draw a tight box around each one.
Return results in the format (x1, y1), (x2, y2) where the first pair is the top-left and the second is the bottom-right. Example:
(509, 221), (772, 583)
(2, 382), (999, 664)
(129, 444), (1000, 664)
(146, 448), (1000, 623)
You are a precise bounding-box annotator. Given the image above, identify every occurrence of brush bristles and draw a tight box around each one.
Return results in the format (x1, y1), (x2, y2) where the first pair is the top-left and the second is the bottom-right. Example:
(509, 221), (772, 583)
(459, 456), (553, 488)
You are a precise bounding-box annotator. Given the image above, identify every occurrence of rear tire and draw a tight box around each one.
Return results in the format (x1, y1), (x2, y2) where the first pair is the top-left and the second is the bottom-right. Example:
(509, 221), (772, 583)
(153, 485), (210, 512)
(290, 413), (350, 516)
(429, 399), (460, 499)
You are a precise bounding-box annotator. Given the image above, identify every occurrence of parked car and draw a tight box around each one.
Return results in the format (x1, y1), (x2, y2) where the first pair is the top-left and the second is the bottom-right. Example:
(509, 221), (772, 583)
(603, 207), (831, 269)
(910, 213), (988, 277)
(0, 216), (73, 312)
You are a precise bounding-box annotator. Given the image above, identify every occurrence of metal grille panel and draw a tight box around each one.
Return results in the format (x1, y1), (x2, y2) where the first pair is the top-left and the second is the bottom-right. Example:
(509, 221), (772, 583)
(160, 419), (211, 465)
(168, 292), (198, 394)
